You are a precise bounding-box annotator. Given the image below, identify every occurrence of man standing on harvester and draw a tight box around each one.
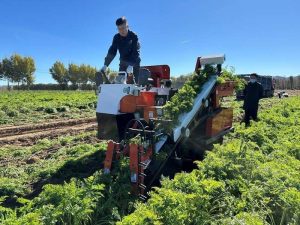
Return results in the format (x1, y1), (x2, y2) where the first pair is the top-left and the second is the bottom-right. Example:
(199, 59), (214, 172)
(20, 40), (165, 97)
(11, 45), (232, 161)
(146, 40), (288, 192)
(243, 73), (264, 127)
(101, 16), (141, 83)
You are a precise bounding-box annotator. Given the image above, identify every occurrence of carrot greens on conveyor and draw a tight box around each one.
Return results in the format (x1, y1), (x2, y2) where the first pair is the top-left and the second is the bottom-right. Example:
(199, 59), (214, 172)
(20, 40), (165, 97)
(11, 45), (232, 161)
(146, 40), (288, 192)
(163, 65), (215, 124)
(163, 65), (243, 126)
(216, 66), (245, 91)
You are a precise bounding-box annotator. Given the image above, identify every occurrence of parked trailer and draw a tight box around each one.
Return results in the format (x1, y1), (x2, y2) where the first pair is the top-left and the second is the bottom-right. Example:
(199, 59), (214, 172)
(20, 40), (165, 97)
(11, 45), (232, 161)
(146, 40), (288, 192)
(236, 74), (275, 100)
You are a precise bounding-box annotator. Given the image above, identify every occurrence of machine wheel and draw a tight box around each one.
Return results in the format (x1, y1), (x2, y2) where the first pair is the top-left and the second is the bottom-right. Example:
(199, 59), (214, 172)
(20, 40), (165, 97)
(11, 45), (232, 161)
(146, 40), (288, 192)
(124, 119), (148, 142)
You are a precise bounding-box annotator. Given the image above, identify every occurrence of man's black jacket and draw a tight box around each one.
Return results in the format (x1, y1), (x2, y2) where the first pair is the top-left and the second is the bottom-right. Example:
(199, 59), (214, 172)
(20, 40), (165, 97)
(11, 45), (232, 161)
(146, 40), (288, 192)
(104, 30), (141, 67)
(243, 81), (264, 109)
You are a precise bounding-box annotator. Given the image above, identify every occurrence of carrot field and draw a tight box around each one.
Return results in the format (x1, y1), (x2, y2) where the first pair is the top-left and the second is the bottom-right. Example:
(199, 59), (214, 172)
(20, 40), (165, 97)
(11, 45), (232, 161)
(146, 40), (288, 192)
(0, 91), (96, 126)
(0, 91), (299, 224)
(1, 0), (299, 223)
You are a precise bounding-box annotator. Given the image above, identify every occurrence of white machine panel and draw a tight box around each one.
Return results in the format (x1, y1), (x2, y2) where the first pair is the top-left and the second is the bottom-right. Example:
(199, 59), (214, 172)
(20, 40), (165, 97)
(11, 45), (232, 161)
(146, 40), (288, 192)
(96, 84), (137, 115)
(200, 54), (225, 65)
(149, 87), (170, 95)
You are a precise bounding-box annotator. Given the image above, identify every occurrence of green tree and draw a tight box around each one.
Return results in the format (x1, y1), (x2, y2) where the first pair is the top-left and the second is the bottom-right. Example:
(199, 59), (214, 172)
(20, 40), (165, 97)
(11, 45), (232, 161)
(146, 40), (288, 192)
(22, 56), (35, 86)
(171, 73), (193, 88)
(78, 64), (89, 85)
(0, 54), (35, 89)
(3, 54), (36, 88)
(0, 61), (3, 80)
(68, 63), (80, 86)
(108, 71), (118, 83)
(68, 63), (97, 88)
(49, 61), (68, 86)
(80, 64), (97, 84)
(1, 58), (14, 88)
(10, 54), (23, 86)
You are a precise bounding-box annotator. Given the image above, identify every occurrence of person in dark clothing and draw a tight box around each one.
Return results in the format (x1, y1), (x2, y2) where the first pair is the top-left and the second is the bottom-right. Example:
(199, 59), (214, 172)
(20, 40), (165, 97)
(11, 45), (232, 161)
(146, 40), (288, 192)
(101, 17), (141, 83)
(243, 73), (264, 127)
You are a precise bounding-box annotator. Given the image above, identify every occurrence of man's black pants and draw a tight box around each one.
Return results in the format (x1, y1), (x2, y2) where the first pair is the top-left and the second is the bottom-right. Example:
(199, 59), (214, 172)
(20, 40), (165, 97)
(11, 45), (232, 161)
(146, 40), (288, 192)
(244, 105), (258, 126)
(119, 63), (140, 84)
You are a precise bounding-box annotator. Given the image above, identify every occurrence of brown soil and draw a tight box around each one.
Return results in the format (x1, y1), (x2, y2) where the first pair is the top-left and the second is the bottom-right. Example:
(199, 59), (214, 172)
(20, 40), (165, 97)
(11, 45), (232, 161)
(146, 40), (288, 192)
(0, 117), (97, 146)
(0, 117), (96, 136)
(275, 89), (300, 96)
(0, 135), (100, 167)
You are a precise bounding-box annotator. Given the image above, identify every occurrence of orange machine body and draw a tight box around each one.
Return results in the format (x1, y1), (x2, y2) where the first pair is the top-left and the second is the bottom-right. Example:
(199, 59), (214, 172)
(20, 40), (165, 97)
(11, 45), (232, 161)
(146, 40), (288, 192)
(142, 65), (170, 87)
(206, 108), (233, 137)
(119, 65), (170, 121)
(206, 81), (235, 137)
(120, 91), (160, 122)
(212, 81), (235, 108)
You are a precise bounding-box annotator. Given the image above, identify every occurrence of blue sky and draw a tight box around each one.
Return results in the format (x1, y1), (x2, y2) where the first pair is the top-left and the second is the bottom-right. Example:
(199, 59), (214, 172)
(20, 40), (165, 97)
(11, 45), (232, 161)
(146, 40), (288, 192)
(0, 0), (299, 84)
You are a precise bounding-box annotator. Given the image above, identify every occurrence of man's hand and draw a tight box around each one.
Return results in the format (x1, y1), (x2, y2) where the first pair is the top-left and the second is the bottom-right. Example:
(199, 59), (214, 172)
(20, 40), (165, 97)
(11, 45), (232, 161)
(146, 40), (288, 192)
(126, 65), (133, 74)
(101, 65), (107, 73)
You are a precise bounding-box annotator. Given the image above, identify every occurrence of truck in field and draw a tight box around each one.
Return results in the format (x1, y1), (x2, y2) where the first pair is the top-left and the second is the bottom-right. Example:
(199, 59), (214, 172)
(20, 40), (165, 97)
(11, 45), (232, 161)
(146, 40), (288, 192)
(236, 74), (275, 99)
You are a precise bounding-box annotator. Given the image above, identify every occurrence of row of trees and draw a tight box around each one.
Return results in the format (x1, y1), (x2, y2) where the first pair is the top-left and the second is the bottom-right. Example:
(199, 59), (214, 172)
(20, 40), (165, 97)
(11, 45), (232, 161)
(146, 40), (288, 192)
(0, 54), (100, 89)
(1, 53), (299, 90)
(50, 61), (120, 88)
(274, 75), (300, 89)
(0, 54), (35, 88)
(50, 61), (99, 87)
(171, 73), (193, 88)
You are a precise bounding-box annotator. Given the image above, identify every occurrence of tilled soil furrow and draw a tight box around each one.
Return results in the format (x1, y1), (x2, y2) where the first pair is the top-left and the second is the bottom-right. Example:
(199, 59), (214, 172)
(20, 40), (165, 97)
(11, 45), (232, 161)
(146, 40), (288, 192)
(0, 121), (97, 146)
(0, 117), (96, 137)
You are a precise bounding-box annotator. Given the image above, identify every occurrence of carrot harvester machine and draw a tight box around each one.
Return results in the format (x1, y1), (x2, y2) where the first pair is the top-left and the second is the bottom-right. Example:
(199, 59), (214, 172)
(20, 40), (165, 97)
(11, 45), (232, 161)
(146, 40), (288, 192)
(95, 54), (235, 199)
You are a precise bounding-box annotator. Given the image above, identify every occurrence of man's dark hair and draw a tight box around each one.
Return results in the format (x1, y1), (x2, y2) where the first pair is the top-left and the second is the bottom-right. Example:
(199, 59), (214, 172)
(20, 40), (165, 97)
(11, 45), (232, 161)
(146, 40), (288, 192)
(250, 73), (258, 78)
(116, 17), (127, 26)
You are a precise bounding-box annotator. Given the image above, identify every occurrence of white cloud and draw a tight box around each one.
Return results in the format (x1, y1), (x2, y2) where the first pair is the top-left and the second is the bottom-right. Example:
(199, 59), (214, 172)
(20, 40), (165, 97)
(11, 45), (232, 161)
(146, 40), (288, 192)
(180, 39), (191, 44)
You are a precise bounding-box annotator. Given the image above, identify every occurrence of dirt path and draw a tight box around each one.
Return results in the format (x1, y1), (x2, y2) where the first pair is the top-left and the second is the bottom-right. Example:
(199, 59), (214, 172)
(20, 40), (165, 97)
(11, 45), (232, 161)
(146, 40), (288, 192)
(0, 117), (97, 145)
(275, 89), (300, 96)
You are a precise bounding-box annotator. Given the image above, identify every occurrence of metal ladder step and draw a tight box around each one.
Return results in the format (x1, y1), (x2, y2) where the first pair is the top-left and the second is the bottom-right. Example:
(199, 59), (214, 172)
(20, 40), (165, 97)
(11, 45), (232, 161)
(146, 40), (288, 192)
(139, 160), (151, 168)
(139, 183), (147, 190)
(139, 194), (148, 201)
(139, 172), (147, 177)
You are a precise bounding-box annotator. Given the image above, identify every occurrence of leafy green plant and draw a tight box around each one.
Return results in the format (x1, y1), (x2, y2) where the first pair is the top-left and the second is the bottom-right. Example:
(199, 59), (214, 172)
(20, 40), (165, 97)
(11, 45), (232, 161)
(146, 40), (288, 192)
(163, 66), (244, 127)
(0, 131), (106, 198)
(6, 109), (19, 117)
(0, 90), (96, 125)
(32, 177), (104, 225)
(163, 66), (211, 125)
(119, 97), (300, 225)
(0, 92), (299, 225)
(0, 156), (137, 225)
(216, 66), (245, 91)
